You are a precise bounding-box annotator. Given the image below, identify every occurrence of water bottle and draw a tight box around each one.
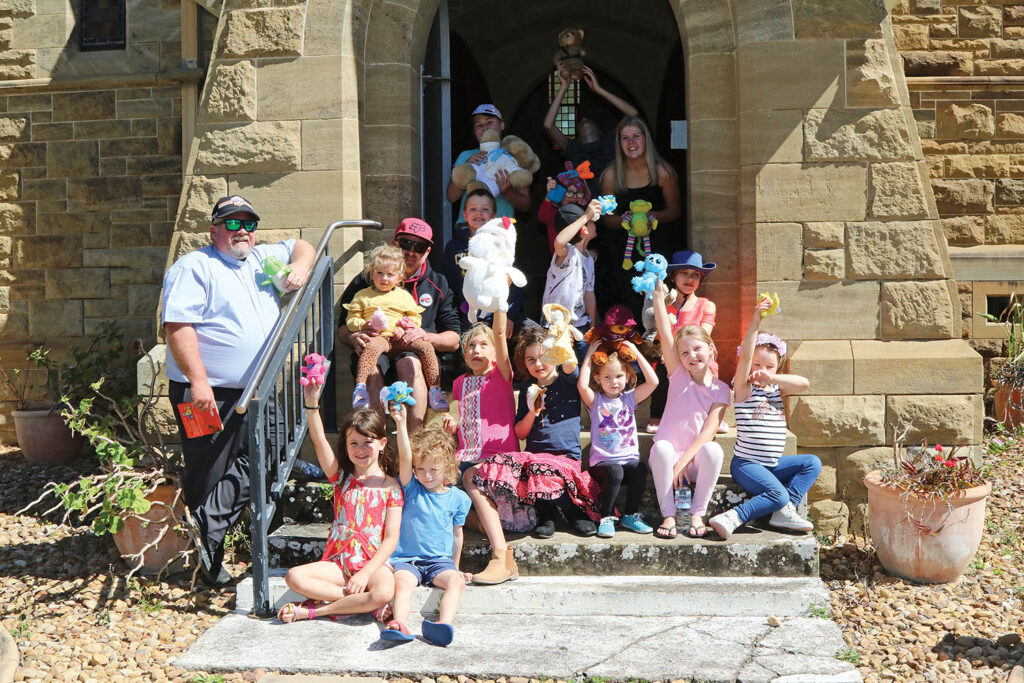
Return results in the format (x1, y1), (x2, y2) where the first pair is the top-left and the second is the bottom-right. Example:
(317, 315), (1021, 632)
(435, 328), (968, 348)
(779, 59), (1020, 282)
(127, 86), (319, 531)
(674, 484), (691, 527)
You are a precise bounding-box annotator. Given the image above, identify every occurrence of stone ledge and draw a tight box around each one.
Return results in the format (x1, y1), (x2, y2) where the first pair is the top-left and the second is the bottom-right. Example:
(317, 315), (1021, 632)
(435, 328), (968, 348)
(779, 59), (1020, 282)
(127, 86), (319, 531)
(788, 340), (853, 395)
(948, 245), (1024, 281)
(851, 339), (982, 394)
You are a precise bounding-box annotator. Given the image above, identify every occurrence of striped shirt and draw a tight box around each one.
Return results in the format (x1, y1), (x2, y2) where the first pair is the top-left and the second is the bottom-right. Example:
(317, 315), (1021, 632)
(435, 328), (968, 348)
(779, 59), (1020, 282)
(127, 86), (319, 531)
(733, 384), (788, 467)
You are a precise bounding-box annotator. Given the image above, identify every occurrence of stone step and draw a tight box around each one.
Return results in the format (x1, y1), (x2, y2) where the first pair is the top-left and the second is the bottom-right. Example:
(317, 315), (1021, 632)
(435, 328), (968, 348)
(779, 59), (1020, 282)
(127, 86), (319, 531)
(235, 574), (830, 618)
(268, 522), (819, 577)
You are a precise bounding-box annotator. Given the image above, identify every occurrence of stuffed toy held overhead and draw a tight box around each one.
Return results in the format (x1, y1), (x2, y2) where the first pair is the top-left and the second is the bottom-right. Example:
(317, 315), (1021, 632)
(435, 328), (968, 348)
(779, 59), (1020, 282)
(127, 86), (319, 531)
(458, 216), (527, 322)
(758, 292), (781, 317)
(300, 353), (330, 386)
(621, 199), (658, 270)
(631, 253), (668, 297)
(553, 27), (586, 81)
(450, 130), (541, 199)
(584, 304), (644, 365)
(540, 303), (583, 369)
(379, 381), (417, 413)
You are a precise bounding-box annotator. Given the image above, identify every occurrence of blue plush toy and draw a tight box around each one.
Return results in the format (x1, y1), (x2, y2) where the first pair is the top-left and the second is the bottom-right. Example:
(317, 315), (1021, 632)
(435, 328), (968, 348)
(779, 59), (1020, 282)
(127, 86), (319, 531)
(597, 194), (618, 215)
(631, 253), (669, 296)
(379, 381), (417, 412)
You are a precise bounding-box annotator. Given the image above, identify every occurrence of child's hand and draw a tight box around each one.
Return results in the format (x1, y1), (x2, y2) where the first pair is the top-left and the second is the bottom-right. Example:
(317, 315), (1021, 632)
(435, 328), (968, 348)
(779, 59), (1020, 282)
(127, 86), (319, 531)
(442, 414), (458, 435)
(392, 326), (405, 339)
(302, 381), (323, 406)
(461, 570), (474, 583)
(388, 401), (408, 422)
(345, 569), (370, 595)
(749, 369), (775, 387)
(585, 199), (601, 223)
(755, 296), (772, 314)
(654, 279), (668, 298)
(673, 467), (689, 490)
(546, 177), (556, 192)
(620, 340), (638, 356)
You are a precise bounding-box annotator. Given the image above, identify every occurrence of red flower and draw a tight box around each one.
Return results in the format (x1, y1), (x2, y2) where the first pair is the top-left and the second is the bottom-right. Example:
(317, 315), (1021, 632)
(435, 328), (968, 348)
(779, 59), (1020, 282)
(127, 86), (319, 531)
(933, 453), (944, 463)
(935, 444), (943, 452)
(944, 460), (956, 468)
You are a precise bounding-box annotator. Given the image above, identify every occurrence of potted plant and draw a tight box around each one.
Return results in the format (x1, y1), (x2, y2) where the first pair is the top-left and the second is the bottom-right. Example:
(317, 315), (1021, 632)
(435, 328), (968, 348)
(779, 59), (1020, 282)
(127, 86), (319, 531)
(18, 341), (200, 580)
(864, 431), (990, 584)
(1, 344), (83, 464)
(977, 293), (1024, 428)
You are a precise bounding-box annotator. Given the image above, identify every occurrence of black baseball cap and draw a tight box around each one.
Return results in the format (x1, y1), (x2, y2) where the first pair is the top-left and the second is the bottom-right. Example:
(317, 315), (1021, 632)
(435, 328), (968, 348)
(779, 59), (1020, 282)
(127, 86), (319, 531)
(211, 195), (261, 222)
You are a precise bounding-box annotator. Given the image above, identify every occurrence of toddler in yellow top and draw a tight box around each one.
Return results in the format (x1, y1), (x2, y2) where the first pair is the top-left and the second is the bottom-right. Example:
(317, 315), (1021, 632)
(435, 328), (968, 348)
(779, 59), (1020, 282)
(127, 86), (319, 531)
(344, 245), (449, 412)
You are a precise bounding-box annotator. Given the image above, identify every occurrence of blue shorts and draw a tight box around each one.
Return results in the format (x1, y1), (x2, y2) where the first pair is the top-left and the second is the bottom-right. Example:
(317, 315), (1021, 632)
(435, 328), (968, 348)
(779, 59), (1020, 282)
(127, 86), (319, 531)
(392, 558), (459, 586)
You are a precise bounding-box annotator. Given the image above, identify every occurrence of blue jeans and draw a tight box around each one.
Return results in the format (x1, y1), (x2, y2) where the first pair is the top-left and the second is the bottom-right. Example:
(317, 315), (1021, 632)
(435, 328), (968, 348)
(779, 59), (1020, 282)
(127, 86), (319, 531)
(730, 455), (822, 523)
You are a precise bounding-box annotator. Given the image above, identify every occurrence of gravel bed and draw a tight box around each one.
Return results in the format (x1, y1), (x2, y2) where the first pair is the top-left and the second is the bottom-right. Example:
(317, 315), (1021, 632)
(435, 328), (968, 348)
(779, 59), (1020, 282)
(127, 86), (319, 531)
(2, 439), (1022, 682)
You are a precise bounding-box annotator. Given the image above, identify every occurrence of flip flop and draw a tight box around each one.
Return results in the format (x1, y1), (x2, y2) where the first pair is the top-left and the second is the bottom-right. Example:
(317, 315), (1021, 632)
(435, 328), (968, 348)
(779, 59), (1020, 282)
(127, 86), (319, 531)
(380, 619), (415, 642)
(654, 523), (677, 539)
(422, 619), (455, 647)
(687, 521), (708, 538)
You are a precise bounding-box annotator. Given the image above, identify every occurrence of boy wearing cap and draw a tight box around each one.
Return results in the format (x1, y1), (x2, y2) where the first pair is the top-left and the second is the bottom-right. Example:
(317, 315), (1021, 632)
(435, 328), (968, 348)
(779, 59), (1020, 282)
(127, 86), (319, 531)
(542, 199), (600, 361)
(162, 195), (315, 585)
(338, 218), (462, 432)
(446, 104), (531, 222)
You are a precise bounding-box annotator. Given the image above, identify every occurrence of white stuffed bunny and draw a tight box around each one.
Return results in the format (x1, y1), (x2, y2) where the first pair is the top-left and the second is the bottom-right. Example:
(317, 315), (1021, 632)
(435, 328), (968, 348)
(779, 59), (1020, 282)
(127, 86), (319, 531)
(459, 216), (526, 322)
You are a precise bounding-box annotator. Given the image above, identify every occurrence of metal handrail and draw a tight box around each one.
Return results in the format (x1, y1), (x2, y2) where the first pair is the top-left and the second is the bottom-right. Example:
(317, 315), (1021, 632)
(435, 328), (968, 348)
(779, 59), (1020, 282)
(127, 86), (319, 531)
(236, 219), (381, 415)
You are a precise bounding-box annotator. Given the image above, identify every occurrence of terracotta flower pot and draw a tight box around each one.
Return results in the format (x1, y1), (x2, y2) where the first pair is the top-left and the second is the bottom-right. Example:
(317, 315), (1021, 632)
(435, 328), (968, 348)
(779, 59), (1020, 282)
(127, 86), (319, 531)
(112, 484), (192, 575)
(994, 383), (1024, 429)
(864, 470), (991, 584)
(12, 409), (83, 465)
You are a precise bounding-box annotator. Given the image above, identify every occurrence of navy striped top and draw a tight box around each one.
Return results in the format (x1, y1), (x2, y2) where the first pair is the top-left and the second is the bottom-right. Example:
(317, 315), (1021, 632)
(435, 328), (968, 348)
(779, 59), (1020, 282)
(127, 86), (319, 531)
(733, 384), (788, 466)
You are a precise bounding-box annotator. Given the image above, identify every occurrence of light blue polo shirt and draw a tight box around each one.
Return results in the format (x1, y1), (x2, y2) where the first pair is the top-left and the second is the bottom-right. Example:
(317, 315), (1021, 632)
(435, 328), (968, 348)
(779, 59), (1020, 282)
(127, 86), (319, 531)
(161, 240), (295, 389)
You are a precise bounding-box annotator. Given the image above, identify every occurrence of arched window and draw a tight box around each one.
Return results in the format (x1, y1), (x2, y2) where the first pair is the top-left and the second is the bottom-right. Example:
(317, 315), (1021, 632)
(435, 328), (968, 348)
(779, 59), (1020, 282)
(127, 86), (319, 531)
(548, 71), (579, 140)
(79, 0), (126, 51)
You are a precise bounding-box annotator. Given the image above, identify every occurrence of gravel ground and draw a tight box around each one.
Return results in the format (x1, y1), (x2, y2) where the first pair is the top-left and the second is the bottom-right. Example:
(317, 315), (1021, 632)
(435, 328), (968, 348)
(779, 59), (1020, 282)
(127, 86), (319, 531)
(2, 438), (1022, 683)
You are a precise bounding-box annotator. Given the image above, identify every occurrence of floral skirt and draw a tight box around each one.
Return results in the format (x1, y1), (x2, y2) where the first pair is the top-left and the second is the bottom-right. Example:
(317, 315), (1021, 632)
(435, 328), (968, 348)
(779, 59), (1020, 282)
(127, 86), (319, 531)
(472, 451), (601, 533)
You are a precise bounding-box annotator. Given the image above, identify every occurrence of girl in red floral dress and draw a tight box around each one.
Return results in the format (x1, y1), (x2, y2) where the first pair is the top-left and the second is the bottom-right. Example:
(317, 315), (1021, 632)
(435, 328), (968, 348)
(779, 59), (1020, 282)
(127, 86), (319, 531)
(277, 385), (403, 623)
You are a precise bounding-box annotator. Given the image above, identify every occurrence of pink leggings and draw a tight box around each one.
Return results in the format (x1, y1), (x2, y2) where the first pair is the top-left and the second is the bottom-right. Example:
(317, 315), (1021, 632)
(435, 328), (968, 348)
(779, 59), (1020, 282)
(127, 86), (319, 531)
(649, 439), (724, 517)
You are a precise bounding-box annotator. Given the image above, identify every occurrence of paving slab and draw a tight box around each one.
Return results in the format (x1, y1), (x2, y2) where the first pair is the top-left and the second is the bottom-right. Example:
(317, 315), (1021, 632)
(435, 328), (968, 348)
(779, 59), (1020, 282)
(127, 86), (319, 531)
(175, 612), (861, 682)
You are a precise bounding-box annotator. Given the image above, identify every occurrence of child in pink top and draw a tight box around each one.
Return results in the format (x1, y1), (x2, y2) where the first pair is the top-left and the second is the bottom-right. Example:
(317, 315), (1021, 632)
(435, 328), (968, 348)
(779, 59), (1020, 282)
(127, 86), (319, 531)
(648, 279), (730, 540)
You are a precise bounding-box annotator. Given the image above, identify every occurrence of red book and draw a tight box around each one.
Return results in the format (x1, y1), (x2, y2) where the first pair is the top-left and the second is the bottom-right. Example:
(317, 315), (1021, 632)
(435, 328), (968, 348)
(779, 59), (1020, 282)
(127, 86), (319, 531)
(177, 402), (223, 439)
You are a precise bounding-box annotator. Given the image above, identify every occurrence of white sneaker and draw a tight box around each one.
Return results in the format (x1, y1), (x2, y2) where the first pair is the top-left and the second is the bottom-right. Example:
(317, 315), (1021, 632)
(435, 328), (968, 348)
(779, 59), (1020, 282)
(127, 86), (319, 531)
(708, 508), (742, 540)
(717, 420), (729, 434)
(769, 502), (814, 533)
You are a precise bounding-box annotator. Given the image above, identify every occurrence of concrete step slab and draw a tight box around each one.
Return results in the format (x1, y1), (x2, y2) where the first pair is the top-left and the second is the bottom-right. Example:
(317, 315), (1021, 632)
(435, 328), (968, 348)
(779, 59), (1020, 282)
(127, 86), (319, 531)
(174, 611), (861, 682)
(268, 524), (819, 577)
(235, 574), (831, 618)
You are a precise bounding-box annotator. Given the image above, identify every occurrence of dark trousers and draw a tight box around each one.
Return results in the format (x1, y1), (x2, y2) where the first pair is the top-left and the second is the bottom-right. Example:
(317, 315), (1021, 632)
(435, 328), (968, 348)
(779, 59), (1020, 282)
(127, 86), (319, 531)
(170, 380), (270, 572)
(590, 460), (648, 518)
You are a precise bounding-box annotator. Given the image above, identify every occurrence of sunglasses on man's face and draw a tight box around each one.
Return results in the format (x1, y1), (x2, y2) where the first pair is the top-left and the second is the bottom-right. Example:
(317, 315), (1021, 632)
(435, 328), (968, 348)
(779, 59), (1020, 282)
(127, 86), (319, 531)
(220, 218), (258, 232)
(396, 237), (429, 254)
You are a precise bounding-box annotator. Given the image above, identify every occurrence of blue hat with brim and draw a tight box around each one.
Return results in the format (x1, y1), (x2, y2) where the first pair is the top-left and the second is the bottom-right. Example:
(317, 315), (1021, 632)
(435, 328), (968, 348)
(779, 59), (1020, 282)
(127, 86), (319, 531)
(666, 250), (716, 276)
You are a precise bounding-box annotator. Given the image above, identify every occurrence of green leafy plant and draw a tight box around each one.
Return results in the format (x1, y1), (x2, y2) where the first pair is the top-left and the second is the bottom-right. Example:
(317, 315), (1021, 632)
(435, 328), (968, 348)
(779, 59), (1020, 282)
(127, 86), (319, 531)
(187, 675), (225, 683)
(837, 647), (861, 664)
(0, 343), (59, 410)
(19, 344), (201, 582)
(978, 293), (1024, 389)
(807, 602), (831, 619)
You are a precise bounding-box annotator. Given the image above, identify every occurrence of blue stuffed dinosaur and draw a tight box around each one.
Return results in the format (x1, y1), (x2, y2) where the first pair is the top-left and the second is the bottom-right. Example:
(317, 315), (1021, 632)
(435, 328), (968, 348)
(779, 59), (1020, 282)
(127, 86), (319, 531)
(379, 381), (417, 413)
(631, 253), (668, 296)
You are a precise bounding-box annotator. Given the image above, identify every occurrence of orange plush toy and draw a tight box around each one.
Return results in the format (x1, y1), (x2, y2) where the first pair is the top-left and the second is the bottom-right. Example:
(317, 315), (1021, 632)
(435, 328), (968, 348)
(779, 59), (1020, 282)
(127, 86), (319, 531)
(584, 304), (644, 365)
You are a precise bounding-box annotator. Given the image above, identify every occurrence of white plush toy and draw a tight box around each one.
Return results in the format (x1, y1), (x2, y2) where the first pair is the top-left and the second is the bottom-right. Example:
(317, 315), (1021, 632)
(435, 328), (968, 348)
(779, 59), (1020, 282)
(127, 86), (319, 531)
(458, 216), (526, 322)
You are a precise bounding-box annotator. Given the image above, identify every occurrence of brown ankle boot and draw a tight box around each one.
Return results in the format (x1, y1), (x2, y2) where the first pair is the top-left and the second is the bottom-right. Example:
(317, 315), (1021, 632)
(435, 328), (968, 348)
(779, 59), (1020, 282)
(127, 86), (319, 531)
(472, 548), (519, 585)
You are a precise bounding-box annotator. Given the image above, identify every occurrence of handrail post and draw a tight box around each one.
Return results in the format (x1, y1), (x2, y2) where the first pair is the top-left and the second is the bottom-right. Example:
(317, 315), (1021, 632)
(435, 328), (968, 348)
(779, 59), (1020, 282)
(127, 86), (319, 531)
(248, 397), (270, 616)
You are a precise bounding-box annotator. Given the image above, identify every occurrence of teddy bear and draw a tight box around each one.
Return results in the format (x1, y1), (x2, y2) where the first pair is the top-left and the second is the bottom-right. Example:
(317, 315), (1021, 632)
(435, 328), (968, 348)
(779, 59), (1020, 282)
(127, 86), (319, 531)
(553, 27), (586, 81)
(621, 199), (658, 270)
(540, 303), (583, 369)
(583, 304), (644, 366)
(450, 129), (541, 199)
(458, 216), (527, 322)
(300, 353), (330, 386)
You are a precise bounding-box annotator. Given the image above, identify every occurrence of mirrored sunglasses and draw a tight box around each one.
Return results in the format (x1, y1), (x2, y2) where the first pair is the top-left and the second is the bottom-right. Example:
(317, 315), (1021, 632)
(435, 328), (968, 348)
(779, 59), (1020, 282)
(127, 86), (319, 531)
(221, 218), (258, 232)
(396, 237), (429, 253)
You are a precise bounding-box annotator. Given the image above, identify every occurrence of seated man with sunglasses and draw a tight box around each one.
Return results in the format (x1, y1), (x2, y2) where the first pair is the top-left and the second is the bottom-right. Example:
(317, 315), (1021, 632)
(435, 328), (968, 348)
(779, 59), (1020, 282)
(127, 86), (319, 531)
(338, 217), (462, 432)
(162, 194), (315, 586)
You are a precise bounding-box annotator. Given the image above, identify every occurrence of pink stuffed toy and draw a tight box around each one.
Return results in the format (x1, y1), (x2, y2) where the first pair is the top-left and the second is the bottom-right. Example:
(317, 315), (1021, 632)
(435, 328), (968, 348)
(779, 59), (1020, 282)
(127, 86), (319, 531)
(367, 309), (388, 333)
(300, 353), (330, 386)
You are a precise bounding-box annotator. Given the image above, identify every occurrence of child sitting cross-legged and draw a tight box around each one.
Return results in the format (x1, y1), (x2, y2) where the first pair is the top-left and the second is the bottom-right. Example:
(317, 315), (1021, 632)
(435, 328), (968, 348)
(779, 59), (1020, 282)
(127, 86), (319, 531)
(380, 401), (471, 646)
(708, 298), (820, 540)
(344, 245), (448, 412)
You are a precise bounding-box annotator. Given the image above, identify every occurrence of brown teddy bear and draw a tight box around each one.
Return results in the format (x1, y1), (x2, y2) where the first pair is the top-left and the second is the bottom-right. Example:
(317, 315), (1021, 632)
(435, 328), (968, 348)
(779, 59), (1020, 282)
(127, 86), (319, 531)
(450, 129), (540, 196)
(553, 27), (586, 81)
(583, 304), (644, 366)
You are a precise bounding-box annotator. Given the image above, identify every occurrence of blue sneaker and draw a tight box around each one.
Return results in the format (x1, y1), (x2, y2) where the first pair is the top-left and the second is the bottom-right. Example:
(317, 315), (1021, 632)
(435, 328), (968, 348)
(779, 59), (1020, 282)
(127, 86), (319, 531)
(620, 512), (653, 534)
(352, 383), (369, 409)
(596, 516), (616, 538)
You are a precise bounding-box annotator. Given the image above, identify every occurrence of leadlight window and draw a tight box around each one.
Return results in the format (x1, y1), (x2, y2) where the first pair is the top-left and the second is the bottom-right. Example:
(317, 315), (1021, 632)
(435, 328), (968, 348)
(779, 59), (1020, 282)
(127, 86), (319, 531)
(79, 0), (126, 51)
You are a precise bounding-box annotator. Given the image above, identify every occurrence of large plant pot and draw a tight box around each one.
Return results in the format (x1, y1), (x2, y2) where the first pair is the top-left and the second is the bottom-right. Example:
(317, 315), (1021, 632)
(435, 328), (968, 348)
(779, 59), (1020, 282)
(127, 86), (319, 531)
(112, 484), (192, 575)
(864, 470), (991, 584)
(994, 383), (1024, 429)
(12, 409), (83, 465)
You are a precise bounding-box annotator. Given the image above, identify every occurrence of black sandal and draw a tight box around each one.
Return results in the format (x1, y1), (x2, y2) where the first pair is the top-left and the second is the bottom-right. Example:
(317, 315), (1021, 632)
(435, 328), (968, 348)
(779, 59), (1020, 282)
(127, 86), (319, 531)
(654, 523), (678, 539)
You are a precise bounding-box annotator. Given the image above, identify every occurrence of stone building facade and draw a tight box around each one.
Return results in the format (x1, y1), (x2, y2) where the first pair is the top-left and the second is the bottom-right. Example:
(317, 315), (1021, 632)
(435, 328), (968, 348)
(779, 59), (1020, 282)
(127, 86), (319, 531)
(6, 0), (1018, 536)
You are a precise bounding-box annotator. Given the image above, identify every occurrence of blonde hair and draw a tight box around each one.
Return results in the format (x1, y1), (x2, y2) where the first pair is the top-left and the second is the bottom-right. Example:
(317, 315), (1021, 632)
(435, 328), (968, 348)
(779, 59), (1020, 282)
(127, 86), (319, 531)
(673, 325), (717, 360)
(590, 352), (638, 394)
(364, 245), (404, 280)
(612, 116), (665, 196)
(460, 322), (495, 358)
(410, 428), (459, 486)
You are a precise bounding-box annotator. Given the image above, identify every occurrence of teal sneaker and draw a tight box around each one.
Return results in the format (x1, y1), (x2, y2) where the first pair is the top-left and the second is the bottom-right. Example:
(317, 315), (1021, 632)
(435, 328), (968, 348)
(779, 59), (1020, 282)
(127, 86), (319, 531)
(620, 512), (653, 534)
(596, 516), (616, 538)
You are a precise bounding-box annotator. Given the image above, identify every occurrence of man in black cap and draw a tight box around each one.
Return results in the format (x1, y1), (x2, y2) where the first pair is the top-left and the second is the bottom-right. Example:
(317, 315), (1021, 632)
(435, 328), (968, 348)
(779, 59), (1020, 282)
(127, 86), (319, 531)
(162, 195), (315, 586)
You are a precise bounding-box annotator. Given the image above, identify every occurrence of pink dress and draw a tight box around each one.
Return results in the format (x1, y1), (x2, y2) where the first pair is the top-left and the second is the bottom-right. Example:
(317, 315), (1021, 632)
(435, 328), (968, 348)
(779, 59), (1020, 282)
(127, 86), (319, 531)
(655, 367), (731, 451)
(453, 367), (518, 462)
(670, 295), (719, 377)
(321, 474), (403, 577)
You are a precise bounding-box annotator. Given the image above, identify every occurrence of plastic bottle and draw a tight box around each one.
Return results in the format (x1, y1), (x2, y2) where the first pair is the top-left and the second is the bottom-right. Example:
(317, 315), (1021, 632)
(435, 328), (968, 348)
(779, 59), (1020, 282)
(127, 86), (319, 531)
(674, 484), (691, 527)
